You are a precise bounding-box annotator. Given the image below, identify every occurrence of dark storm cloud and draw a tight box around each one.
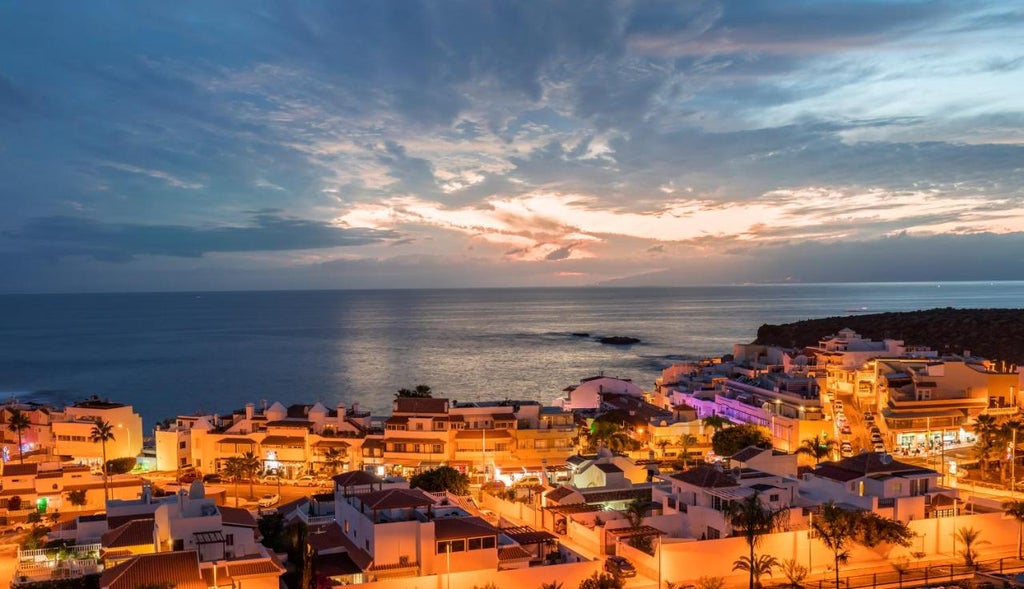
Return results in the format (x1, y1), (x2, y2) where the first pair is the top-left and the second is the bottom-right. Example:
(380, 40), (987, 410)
(5, 214), (395, 261)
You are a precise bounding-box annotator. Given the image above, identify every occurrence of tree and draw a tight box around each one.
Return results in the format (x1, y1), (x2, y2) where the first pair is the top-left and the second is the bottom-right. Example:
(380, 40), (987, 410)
(656, 438), (671, 458)
(695, 577), (725, 589)
(106, 456), (137, 475)
(677, 434), (698, 468)
(224, 457), (244, 507)
(795, 436), (837, 465)
(322, 447), (346, 476)
(702, 415), (729, 439)
(811, 502), (913, 589)
(1004, 500), (1024, 558)
(578, 420), (632, 453)
(409, 466), (470, 495)
(732, 554), (779, 589)
(955, 526), (989, 567)
(238, 451), (262, 499)
(779, 559), (808, 588)
(538, 583), (563, 589)
(578, 571), (623, 589)
(712, 424), (771, 458)
(89, 418), (116, 501)
(624, 498), (654, 553)
(395, 385), (433, 399)
(66, 489), (88, 508)
(973, 414), (1001, 477)
(6, 409), (31, 464)
(725, 492), (790, 589)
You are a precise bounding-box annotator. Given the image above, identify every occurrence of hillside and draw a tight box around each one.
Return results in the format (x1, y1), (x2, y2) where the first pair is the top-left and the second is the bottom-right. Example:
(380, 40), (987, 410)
(754, 307), (1024, 365)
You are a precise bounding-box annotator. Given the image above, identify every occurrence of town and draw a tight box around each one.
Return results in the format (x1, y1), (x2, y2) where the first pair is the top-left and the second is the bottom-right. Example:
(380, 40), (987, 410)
(2, 328), (1024, 589)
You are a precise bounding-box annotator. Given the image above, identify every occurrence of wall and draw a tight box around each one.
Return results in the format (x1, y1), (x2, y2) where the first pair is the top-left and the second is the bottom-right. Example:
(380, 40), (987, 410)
(347, 559), (600, 589)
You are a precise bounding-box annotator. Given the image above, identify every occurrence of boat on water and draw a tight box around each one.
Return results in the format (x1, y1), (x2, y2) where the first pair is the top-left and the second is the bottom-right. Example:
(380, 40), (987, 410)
(845, 306), (869, 313)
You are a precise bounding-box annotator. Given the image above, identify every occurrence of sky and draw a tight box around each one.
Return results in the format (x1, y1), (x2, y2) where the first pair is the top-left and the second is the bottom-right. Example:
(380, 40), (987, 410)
(0, 1), (1022, 292)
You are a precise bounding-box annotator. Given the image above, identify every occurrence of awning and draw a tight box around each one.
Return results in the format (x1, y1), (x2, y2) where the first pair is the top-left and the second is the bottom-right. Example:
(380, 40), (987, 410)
(705, 486), (756, 501)
(384, 437), (446, 445)
(315, 440), (350, 447)
(193, 530), (225, 544)
(881, 408), (967, 419)
(389, 458), (422, 467)
(500, 526), (557, 545)
(261, 435), (304, 446)
(545, 503), (604, 514)
(455, 430), (511, 440)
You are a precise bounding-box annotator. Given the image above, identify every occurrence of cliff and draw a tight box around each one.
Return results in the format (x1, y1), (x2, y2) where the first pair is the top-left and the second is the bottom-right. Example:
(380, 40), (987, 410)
(754, 307), (1024, 364)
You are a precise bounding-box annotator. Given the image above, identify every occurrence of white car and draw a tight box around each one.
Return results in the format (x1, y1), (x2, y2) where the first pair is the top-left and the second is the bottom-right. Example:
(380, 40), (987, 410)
(294, 475), (317, 487)
(257, 493), (280, 507)
(873, 443), (886, 453)
(840, 442), (854, 458)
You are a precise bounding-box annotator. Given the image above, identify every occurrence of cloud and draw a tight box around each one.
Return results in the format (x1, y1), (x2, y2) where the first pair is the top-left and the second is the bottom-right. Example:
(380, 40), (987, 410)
(5, 213), (396, 261)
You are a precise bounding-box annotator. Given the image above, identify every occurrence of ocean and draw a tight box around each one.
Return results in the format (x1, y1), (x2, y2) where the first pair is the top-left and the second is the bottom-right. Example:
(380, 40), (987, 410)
(2, 282), (1023, 427)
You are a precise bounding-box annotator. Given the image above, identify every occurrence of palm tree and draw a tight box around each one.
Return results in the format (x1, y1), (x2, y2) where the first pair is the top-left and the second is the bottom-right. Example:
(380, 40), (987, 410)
(726, 492), (790, 589)
(89, 419), (116, 501)
(795, 436), (837, 465)
(812, 502), (913, 589)
(223, 457), (244, 507)
(732, 554), (779, 589)
(656, 438), (671, 458)
(677, 434), (698, 468)
(1003, 500), (1024, 558)
(973, 414), (1000, 476)
(6, 409), (31, 464)
(587, 421), (631, 453)
(955, 526), (989, 567)
(238, 451), (262, 499)
(702, 415), (728, 440)
(322, 447), (346, 476)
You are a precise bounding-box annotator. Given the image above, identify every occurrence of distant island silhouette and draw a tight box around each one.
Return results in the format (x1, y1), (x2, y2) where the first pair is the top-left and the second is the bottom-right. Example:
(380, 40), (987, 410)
(754, 307), (1024, 364)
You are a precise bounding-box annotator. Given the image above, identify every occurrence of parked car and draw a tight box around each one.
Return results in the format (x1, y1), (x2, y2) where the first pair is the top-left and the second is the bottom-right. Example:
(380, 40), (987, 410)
(295, 475), (317, 487)
(840, 442), (854, 458)
(604, 556), (637, 578)
(202, 473), (222, 484)
(261, 475), (280, 485)
(863, 412), (875, 423)
(257, 493), (280, 507)
(870, 432), (883, 443)
(840, 424), (852, 435)
(873, 442), (886, 453)
(178, 472), (199, 484)
(513, 476), (542, 487)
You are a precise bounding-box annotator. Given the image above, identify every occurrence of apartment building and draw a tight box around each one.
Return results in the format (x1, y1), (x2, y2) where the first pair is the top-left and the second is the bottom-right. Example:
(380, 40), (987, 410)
(870, 358), (1019, 449)
(155, 400), (370, 476)
(0, 397), (142, 465)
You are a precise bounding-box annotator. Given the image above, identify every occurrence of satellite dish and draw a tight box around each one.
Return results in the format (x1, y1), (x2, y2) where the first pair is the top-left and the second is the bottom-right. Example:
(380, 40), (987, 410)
(879, 454), (894, 465)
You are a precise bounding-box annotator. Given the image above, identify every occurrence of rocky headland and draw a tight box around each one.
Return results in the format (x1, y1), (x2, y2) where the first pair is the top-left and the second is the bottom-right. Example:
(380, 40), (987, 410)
(754, 307), (1024, 364)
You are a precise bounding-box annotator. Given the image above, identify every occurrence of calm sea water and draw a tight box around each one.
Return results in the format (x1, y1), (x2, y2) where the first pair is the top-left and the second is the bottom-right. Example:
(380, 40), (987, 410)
(1, 283), (1023, 427)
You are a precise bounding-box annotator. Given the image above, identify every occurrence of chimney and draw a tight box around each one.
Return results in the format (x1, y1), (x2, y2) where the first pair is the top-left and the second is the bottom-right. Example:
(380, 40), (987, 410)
(351, 402), (360, 415)
(245, 403), (254, 420)
(336, 403), (346, 422)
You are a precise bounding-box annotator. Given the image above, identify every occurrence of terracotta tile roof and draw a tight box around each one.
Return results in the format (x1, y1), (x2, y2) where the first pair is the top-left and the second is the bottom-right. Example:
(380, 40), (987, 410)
(731, 446), (771, 462)
(498, 546), (533, 561)
(385, 416), (410, 424)
(332, 470), (382, 487)
(2, 463), (37, 476)
(544, 486), (578, 502)
(669, 464), (738, 488)
(434, 516), (497, 541)
(200, 558), (283, 586)
(393, 397), (449, 415)
(101, 518), (154, 549)
(355, 487), (435, 511)
(219, 505), (258, 528)
(307, 522), (347, 552)
(383, 436), (446, 445)
(832, 453), (933, 475)
(261, 435), (305, 446)
(100, 550), (205, 589)
(316, 552), (363, 577)
(810, 464), (863, 482)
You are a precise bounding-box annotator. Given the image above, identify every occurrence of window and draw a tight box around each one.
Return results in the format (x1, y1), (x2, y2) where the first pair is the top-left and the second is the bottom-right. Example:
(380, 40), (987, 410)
(482, 537), (495, 549)
(468, 538), (482, 550)
(494, 443), (509, 452)
(344, 520), (350, 533)
(706, 527), (721, 540)
(172, 539), (184, 551)
(437, 540), (466, 554)
(226, 534), (234, 546)
(179, 441), (187, 449)
(769, 494), (779, 502)
(415, 423), (424, 431)
(432, 444), (443, 454)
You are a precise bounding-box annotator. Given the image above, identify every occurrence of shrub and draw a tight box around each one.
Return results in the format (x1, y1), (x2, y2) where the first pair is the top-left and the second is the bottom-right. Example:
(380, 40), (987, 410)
(105, 457), (137, 475)
(7, 496), (22, 511)
(66, 489), (87, 507)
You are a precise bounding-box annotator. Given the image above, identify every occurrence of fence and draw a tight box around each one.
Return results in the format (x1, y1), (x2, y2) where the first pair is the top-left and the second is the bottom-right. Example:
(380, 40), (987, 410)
(798, 555), (1024, 589)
